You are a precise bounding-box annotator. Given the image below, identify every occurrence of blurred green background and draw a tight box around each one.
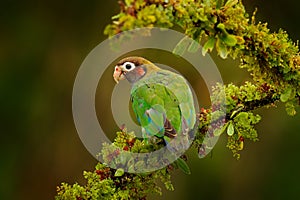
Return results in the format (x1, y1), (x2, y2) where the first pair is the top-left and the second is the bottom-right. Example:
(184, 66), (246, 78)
(1, 0), (300, 199)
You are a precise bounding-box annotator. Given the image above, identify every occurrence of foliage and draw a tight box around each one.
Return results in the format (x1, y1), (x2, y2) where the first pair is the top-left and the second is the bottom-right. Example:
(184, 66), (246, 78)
(56, 130), (175, 200)
(56, 0), (300, 199)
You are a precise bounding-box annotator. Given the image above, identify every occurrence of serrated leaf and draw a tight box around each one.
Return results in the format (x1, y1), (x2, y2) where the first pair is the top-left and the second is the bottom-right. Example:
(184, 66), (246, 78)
(216, 38), (228, 59)
(173, 36), (190, 56)
(187, 39), (200, 53)
(214, 122), (229, 136)
(175, 158), (191, 175)
(280, 87), (292, 102)
(227, 122), (234, 136)
(114, 168), (124, 177)
(202, 37), (216, 56)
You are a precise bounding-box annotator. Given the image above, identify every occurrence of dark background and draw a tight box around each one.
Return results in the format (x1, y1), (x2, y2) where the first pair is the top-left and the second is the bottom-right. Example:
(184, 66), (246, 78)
(1, 0), (300, 199)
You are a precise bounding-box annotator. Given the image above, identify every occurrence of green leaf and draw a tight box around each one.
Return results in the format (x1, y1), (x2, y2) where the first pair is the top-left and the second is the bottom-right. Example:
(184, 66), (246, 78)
(227, 122), (235, 136)
(175, 158), (191, 175)
(202, 37), (216, 56)
(214, 122), (229, 136)
(217, 24), (237, 47)
(235, 111), (249, 120)
(173, 36), (190, 56)
(216, 38), (228, 59)
(222, 34), (237, 46)
(285, 101), (297, 116)
(114, 168), (124, 177)
(216, 23), (226, 32)
(280, 87), (292, 102)
(225, 0), (238, 7)
(111, 13), (121, 20)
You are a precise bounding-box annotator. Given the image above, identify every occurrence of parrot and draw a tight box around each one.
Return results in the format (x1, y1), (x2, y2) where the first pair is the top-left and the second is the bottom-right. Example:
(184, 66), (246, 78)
(113, 56), (196, 155)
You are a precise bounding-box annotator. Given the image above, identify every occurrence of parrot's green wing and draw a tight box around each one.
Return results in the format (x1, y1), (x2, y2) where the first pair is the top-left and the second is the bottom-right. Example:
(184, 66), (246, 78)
(131, 83), (170, 139)
(131, 70), (196, 146)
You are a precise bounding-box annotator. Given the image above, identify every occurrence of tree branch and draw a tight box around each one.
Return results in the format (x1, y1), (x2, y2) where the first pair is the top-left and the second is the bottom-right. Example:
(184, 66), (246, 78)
(56, 0), (300, 199)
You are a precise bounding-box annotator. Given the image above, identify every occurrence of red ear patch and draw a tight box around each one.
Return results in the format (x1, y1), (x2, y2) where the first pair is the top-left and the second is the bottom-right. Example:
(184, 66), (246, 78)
(137, 67), (145, 76)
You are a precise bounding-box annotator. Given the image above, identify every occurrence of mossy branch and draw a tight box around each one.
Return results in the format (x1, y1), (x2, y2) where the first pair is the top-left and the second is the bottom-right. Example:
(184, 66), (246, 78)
(56, 0), (300, 199)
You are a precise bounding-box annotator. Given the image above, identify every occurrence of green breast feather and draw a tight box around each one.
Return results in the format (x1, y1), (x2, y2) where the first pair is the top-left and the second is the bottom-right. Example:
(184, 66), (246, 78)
(130, 69), (196, 143)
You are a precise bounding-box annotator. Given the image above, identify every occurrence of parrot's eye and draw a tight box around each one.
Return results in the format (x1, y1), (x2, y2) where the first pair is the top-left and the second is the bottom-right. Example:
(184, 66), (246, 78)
(123, 62), (136, 71)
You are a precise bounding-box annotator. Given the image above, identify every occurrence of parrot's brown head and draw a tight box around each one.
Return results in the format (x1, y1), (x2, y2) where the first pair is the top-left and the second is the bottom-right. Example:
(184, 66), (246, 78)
(113, 56), (160, 84)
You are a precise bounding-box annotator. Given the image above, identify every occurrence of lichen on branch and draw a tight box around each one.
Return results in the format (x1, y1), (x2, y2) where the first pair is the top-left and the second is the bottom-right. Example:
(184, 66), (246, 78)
(105, 0), (300, 115)
(104, 0), (300, 153)
(56, 0), (300, 199)
(56, 130), (175, 200)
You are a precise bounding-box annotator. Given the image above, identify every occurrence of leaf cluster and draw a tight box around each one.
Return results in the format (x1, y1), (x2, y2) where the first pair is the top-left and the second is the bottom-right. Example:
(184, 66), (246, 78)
(104, 0), (300, 152)
(56, 130), (175, 200)
(57, 0), (300, 199)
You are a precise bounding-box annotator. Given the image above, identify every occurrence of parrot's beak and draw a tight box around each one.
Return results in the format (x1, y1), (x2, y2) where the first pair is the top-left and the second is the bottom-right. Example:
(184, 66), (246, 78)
(113, 66), (125, 83)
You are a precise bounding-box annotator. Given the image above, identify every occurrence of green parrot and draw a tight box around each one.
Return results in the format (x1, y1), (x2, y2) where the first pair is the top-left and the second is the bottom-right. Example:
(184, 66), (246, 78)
(113, 56), (196, 154)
